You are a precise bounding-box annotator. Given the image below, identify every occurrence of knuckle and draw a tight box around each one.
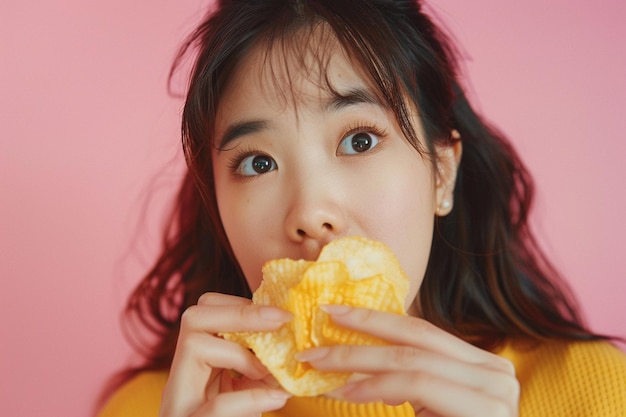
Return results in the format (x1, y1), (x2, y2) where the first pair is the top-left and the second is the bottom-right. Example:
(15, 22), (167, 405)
(349, 306), (376, 323)
(392, 345), (419, 369)
(180, 304), (200, 326)
(236, 303), (257, 321)
(197, 292), (221, 305)
(405, 317), (434, 338)
(407, 371), (433, 391)
(333, 344), (355, 365)
(179, 304), (217, 334)
(177, 331), (205, 353)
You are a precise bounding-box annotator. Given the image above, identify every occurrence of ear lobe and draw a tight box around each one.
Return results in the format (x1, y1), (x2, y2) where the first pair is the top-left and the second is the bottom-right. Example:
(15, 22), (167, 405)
(435, 135), (462, 216)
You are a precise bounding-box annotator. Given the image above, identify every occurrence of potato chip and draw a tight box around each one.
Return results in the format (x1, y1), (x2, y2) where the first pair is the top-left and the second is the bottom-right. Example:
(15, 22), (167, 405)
(221, 236), (409, 396)
(318, 236), (409, 308)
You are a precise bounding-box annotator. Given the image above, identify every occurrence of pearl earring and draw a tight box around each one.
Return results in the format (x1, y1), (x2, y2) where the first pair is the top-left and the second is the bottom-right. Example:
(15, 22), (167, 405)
(437, 200), (451, 215)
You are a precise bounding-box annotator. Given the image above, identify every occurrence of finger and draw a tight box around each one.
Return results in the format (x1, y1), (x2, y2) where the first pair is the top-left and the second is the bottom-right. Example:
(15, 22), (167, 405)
(197, 292), (251, 306)
(175, 333), (269, 380)
(192, 388), (291, 417)
(163, 334), (270, 417)
(181, 303), (292, 334)
(321, 305), (512, 371)
(196, 293), (291, 328)
(416, 409), (443, 417)
(298, 344), (518, 399)
(336, 372), (518, 417)
(220, 368), (280, 394)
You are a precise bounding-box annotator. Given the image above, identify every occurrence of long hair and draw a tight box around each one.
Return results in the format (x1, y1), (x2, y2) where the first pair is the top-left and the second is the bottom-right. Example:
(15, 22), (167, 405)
(100, 0), (605, 408)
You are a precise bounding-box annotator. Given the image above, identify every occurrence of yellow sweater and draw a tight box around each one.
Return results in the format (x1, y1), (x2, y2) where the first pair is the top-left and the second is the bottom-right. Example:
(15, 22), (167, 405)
(97, 340), (626, 417)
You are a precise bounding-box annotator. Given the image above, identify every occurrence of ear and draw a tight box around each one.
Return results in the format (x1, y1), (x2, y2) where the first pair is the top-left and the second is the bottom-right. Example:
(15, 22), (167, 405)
(434, 131), (462, 216)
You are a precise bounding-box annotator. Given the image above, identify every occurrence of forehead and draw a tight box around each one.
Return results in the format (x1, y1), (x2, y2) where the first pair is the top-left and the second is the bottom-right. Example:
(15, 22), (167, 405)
(220, 23), (379, 114)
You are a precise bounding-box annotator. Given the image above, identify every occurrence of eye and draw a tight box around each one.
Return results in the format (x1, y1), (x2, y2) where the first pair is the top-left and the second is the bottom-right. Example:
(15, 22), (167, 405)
(338, 131), (380, 155)
(235, 154), (277, 176)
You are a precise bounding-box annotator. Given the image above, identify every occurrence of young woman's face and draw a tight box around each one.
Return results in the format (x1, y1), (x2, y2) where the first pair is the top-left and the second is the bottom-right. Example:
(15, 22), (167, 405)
(212, 31), (457, 312)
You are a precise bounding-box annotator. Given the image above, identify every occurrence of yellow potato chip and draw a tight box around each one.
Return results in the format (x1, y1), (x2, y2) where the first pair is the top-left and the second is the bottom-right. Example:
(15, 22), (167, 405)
(255, 259), (313, 307)
(318, 236), (409, 308)
(312, 274), (403, 348)
(221, 236), (409, 396)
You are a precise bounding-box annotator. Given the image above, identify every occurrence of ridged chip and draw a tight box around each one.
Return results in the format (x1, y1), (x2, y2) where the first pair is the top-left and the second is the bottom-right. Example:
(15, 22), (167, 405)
(222, 236), (409, 396)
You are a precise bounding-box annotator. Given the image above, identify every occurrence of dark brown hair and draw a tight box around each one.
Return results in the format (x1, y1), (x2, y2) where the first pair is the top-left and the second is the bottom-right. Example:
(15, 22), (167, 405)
(98, 0), (605, 410)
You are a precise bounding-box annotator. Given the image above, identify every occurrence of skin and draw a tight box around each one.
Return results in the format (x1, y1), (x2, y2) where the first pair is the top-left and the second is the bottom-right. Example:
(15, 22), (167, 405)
(159, 30), (519, 417)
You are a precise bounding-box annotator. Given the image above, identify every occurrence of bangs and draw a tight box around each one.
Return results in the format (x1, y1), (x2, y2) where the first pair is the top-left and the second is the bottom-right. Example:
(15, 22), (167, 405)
(252, 21), (352, 115)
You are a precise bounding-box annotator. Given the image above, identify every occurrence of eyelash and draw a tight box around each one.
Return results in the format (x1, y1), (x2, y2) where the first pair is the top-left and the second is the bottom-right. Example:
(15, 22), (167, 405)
(339, 121), (388, 147)
(225, 121), (389, 177)
(226, 143), (268, 175)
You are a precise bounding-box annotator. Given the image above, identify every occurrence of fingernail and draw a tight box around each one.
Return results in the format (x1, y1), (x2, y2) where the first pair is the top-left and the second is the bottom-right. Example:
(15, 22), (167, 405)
(267, 389), (292, 401)
(320, 304), (351, 315)
(294, 347), (330, 362)
(259, 306), (292, 322)
(327, 382), (358, 401)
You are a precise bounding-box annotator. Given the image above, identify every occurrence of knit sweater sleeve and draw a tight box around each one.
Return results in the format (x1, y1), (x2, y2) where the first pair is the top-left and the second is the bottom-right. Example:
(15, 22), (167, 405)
(96, 340), (626, 417)
(96, 371), (168, 417)
(499, 340), (626, 417)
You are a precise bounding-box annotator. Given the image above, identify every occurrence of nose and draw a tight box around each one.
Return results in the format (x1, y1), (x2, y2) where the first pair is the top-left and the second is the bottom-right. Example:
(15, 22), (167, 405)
(284, 173), (346, 249)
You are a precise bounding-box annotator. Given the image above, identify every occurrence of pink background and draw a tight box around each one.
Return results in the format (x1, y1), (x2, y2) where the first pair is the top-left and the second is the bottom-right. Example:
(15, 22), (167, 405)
(1, 1), (624, 416)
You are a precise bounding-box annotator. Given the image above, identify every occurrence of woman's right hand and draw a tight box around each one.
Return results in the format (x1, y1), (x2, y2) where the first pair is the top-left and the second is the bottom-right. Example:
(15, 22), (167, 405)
(159, 292), (293, 417)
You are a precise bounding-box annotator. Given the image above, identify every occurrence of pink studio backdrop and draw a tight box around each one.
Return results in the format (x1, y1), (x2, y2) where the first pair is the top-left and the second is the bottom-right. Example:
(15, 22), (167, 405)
(1, 1), (624, 416)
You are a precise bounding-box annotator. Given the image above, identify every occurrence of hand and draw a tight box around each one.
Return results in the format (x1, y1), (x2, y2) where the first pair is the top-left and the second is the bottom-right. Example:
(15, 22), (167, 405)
(295, 305), (519, 417)
(159, 293), (293, 417)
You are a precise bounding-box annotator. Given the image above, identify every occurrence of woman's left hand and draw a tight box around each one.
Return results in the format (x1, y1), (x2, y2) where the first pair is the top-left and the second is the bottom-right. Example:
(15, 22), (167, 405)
(295, 305), (519, 417)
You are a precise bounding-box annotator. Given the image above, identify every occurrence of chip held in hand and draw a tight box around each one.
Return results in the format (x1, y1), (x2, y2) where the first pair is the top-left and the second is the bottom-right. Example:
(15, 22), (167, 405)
(221, 236), (409, 396)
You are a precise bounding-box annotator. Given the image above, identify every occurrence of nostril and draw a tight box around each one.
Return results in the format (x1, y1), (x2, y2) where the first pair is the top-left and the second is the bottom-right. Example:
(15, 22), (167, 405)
(296, 223), (332, 238)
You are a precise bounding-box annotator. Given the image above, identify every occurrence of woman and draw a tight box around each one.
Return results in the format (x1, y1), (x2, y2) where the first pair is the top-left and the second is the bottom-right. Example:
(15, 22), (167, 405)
(98, 1), (626, 416)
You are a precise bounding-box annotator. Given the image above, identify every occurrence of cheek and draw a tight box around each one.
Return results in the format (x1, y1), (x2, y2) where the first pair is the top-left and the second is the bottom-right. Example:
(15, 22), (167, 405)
(214, 175), (284, 292)
(384, 192), (435, 306)
(213, 172), (261, 290)
(218, 201), (262, 290)
(357, 161), (436, 307)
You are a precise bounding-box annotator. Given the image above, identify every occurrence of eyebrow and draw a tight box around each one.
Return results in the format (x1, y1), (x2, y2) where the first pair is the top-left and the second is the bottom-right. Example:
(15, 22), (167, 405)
(324, 87), (383, 112)
(216, 87), (383, 150)
(217, 119), (269, 151)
